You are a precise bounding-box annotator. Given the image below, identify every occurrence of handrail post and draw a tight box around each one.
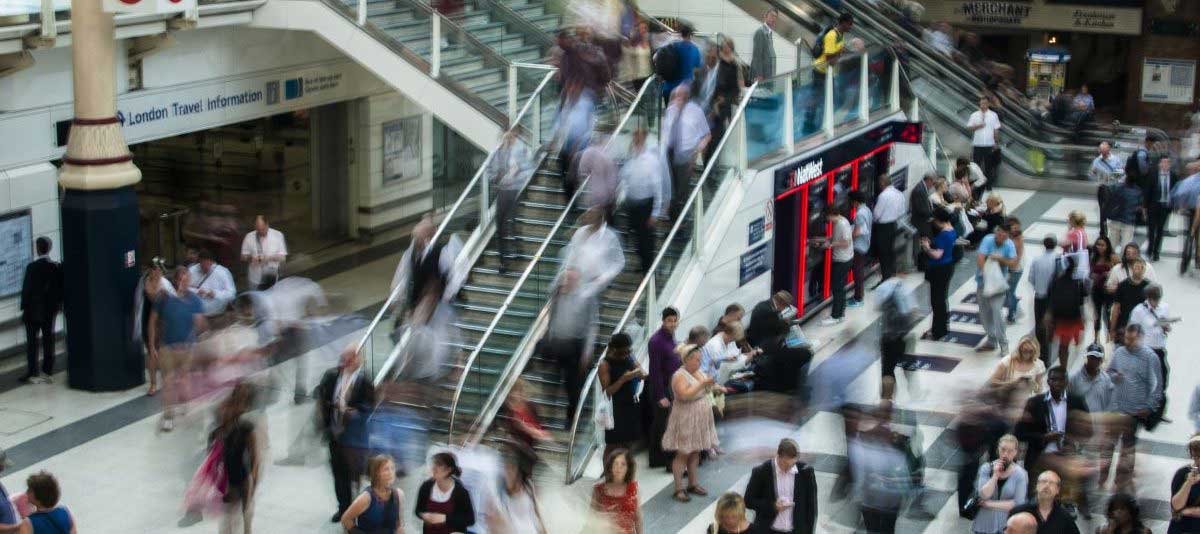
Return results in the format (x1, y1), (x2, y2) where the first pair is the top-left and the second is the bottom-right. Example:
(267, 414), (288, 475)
(693, 186), (705, 255)
(909, 97), (920, 123)
(889, 56), (901, 113)
(508, 64), (519, 121)
(356, 0), (366, 25)
(480, 164), (491, 228)
(645, 278), (656, 337)
(431, 15), (441, 78)
(532, 93), (541, 147)
(928, 132), (938, 165)
(823, 64), (835, 137)
(39, 0), (57, 39)
(858, 52), (869, 124)
(783, 77), (794, 154)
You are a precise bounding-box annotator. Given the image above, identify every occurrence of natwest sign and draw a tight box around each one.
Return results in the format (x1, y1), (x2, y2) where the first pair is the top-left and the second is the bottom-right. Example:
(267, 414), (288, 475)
(103, 0), (195, 15)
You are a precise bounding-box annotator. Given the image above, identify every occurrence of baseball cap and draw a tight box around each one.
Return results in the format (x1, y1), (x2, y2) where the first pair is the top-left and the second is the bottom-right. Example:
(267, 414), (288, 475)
(1085, 344), (1105, 359)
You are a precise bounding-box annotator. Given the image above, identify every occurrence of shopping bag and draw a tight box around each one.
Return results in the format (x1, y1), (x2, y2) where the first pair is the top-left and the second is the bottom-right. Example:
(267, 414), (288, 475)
(981, 260), (1007, 297)
(594, 394), (615, 430)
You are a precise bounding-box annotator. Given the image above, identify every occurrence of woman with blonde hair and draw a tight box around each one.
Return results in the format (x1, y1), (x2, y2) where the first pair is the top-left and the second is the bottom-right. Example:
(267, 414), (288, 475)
(662, 345), (719, 502)
(707, 492), (751, 534)
(988, 335), (1045, 398)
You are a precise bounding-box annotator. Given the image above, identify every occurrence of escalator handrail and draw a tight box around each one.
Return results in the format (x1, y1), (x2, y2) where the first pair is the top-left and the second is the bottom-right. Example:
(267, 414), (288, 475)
(446, 75), (661, 445)
(358, 68), (558, 367)
(563, 70), (764, 485)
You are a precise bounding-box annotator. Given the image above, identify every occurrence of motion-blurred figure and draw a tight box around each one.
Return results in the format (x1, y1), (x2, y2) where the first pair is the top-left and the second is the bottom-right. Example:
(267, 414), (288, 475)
(484, 444), (546, 534)
(389, 216), (467, 379)
(487, 129), (533, 274)
(149, 266), (208, 432)
(574, 135), (619, 221)
(662, 84), (711, 220)
(317, 346), (376, 522)
(619, 128), (670, 274)
(134, 258), (175, 396)
(848, 407), (911, 534)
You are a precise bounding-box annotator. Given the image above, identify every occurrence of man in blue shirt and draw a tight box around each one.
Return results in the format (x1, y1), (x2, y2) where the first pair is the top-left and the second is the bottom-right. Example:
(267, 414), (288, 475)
(975, 223), (1019, 355)
(149, 266), (206, 432)
(660, 25), (701, 103)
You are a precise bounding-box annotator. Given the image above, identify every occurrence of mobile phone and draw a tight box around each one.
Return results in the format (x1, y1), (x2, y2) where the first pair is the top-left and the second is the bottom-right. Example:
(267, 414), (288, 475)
(1001, 459), (1011, 471)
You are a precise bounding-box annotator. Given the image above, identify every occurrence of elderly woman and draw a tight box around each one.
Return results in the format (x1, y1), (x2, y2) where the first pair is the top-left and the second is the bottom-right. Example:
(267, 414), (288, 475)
(662, 345), (719, 502)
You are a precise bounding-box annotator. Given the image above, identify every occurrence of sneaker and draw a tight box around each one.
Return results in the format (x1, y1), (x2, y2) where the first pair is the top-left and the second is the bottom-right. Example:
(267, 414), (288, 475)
(975, 343), (997, 352)
(820, 317), (845, 327)
(160, 418), (174, 432)
(847, 299), (864, 308)
(17, 374), (33, 384)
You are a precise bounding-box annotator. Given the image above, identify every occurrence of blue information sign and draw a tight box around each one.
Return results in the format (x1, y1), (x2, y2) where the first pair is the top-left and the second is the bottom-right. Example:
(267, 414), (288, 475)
(739, 243), (771, 287)
(748, 217), (765, 245)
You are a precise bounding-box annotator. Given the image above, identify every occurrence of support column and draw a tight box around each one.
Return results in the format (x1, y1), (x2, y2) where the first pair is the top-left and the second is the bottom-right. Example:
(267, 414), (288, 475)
(58, 0), (143, 391)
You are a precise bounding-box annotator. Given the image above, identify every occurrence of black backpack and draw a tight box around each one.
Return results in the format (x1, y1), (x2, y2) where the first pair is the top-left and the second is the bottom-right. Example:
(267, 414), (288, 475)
(811, 26), (839, 59)
(653, 41), (682, 82)
(1049, 275), (1084, 318)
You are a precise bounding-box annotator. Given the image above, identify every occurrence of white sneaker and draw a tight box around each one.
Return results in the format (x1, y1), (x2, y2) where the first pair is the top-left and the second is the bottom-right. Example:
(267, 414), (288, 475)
(820, 317), (845, 327)
(160, 418), (174, 432)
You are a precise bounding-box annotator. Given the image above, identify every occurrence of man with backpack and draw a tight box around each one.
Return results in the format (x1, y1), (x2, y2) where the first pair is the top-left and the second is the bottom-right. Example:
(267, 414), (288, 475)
(806, 13), (853, 132)
(655, 24), (701, 104)
(1047, 255), (1088, 371)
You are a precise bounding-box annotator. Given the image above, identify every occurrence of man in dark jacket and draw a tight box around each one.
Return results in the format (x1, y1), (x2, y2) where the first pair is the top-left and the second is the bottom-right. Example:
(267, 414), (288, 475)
(1014, 366), (1090, 496)
(19, 237), (63, 383)
(744, 438), (818, 534)
(1145, 156), (1178, 262)
(909, 173), (936, 271)
(746, 291), (792, 349)
(316, 345), (376, 522)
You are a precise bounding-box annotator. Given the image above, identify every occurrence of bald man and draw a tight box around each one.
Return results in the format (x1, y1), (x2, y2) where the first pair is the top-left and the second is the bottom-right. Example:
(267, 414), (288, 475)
(1032, 470), (1080, 534)
(1005, 511), (1038, 534)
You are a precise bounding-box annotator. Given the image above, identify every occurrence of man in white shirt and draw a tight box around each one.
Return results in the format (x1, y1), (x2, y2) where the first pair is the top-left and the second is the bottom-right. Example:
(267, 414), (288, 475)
(849, 191), (873, 307)
(1027, 234), (1061, 364)
(822, 206), (855, 326)
(871, 175), (907, 281)
(188, 249), (236, 317)
(1091, 142), (1121, 237)
(620, 128), (670, 274)
(1128, 283), (1171, 392)
(663, 84), (711, 221)
(966, 97), (1002, 184)
(240, 215), (287, 290)
(744, 438), (817, 534)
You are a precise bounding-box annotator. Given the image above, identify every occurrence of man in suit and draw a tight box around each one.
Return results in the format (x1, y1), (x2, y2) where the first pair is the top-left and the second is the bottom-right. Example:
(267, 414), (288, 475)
(746, 291), (792, 349)
(1014, 366), (1091, 499)
(745, 438), (818, 534)
(1145, 156), (1177, 262)
(316, 345), (376, 522)
(909, 173), (936, 271)
(750, 8), (778, 83)
(19, 237), (62, 384)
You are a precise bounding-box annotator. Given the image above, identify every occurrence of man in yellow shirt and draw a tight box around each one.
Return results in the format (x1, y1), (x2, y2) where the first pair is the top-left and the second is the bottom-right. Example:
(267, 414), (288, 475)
(813, 13), (854, 76)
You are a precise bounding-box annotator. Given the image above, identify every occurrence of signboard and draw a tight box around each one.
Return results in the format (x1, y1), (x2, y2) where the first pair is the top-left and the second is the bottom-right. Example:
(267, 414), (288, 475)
(1141, 58), (1196, 105)
(774, 121), (917, 194)
(747, 217), (765, 245)
(382, 116), (422, 183)
(739, 243), (771, 287)
(103, 0), (195, 15)
(0, 210), (32, 298)
(921, 0), (1143, 35)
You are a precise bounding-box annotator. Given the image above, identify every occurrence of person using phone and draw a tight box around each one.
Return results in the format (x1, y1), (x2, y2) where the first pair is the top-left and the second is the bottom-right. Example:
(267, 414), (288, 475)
(598, 333), (645, 462)
(1169, 436), (1200, 533)
(972, 434), (1028, 534)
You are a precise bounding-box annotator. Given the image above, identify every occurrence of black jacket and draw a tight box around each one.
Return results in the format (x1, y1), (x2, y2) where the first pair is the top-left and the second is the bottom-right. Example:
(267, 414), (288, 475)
(746, 300), (787, 349)
(1014, 392), (1091, 473)
(315, 367), (375, 442)
(909, 181), (934, 237)
(20, 257), (63, 322)
(744, 459), (818, 534)
(1145, 170), (1179, 209)
(414, 477), (475, 532)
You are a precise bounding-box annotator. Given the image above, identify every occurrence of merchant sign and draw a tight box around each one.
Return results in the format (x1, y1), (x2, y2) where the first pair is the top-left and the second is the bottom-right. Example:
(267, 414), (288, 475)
(921, 0), (1142, 35)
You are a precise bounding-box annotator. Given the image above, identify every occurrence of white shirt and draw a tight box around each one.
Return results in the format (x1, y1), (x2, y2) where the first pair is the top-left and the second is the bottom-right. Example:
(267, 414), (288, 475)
(967, 161), (988, 187)
(771, 458), (798, 531)
(1129, 301), (1170, 349)
(1028, 251), (1062, 298)
(662, 100), (710, 164)
(831, 216), (854, 262)
(620, 143), (671, 218)
(967, 109), (1001, 147)
(700, 334), (737, 380)
(1044, 393), (1068, 454)
(187, 263), (236, 316)
(561, 223), (625, 298)
(241, 228), (288, 286)
(873, 185), (906, 223)
(1158, 171), (1172, 204)
(334, 368), (360, 411)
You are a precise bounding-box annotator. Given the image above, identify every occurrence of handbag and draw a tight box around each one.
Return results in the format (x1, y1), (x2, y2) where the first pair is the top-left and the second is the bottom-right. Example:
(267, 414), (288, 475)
(594, 393), (615, 430)
(960, 491), (982, 520)
(981, 260), (1008, 297)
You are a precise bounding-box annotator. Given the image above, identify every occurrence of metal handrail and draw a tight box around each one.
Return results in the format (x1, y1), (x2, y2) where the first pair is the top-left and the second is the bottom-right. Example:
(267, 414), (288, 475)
(446, 75), (660, 444)
(358, 68), (557, 370)
(475, 0), (556, 52)
(563, 71), (763, 484)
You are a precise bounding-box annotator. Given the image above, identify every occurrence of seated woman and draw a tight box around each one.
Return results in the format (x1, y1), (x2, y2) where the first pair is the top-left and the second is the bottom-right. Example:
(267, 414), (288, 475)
(967, 194), (1006, 247)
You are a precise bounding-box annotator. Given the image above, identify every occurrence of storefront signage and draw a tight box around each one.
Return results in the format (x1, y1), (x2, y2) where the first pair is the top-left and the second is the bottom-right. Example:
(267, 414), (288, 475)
(103, 0), (194, 15)
(775, 121), (918, 195)
(739, 243), (771, 287)
(922, 0), (1142, 35)
(748, 217), (765, 246)
(1140, 58), (1196, 105)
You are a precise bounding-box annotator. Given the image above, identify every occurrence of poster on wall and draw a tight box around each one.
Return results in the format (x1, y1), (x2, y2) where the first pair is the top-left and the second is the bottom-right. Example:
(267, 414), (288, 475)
(1141, 58), (1196, 105)
(0, 210), (33, 298)
(382, 116), (422, 183)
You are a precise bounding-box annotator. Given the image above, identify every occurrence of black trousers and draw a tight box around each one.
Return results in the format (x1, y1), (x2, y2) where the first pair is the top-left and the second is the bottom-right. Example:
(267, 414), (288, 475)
(24, 318), (54, 377)
(926, 263), (953, 339)
(546, 337), (586, 421)
(328, 440), (353, 514)
(648, 403), (672, 468)
(861, 507), (898, 534)
(1034, 296), (1051, 368)
(624, 197), (656, 274)
(873, 222), (898, 281)
(831, 259), (851, 319)
(1147, 204), (1170, 259)
(880, 336), (905, 379)
(496, 188), (519, 266)
(669, 157), (696, 221)
(972, 146), (999, 188)
(1097, 185), (1110, 237)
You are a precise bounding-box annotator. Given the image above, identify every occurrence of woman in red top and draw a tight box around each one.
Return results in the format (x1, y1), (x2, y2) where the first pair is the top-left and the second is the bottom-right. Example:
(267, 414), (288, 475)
(590, 449), (642, 534)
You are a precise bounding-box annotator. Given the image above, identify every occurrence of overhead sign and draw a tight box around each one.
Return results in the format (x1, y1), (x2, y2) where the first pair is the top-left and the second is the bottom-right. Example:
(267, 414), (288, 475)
(921, 0), (1142, 35)
(1141, 58), (1196, 105)
(775, 121), (915, 195)
(103, 0), (195, 15)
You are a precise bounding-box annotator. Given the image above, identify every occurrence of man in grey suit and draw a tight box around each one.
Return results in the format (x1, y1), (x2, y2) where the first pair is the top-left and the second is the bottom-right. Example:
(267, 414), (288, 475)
(751, 8), (778, 82)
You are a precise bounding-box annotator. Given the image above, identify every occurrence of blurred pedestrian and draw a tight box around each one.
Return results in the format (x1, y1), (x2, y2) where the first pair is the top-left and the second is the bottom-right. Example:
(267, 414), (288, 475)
(619, 128), (669, 274)
(1169, 438), (1200, 533)
(1004, 218), (1025, 324)
(658, 24), (701, 103)
(744, 438), (817, 534)
(1109, 324), (1163, 493)
(20, 471), (75, 534)
(971, 434), (1028, 534)
(875, 278), (915, 401)
(189, 249), (236, 317)
(850, 191), (874, 307)
(415, 452), (475, 534)
(598, 333), (644, 461)
(618, 20), (651, 90)
(487, 445), (545, 534)
(240, 215), (287, 290)
(1146, 156), (1177, 262)
(1107, 258), (1148, 346)
(500, 378), (549, 457)
(1047, 255), (1087, 371)
(487, 129), (533, 274)
(662, 84), (711, 221)
(1128, 284), (1171, 401)
(706, 37), (743, 164)
(0, 448), (18, 531)
(1097, 493), (1150, 534)
(317, 346), (376, 522)
(1014, 367), (1090, 493)
(750, 8), (777, 82)
(849, 409), (911, 534)
(135, 258), (175, 396)
(1027, 234), (1061, 364)
(1068, 344), (1116, 490)
(340, 454), (404, 534)
(1091, 142), (1120, 236)
(708, 492), (751, 534)
(556, 82), (598, 193)
(546, 268), (597, 423)
(150, 266), (207, 431)
(389, 216), (466, 325)
(647, 307), (681, 468)
(574, 135), (619, 221)
(662, 345), (719, 502)
(18, 236), (62, 385)
(1105, 175), (1143, 252)
(590, 449), (642, 534)
(216, 383), (262, 534)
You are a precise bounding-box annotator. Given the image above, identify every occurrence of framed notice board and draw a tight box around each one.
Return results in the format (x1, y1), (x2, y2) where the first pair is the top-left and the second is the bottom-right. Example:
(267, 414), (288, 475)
(0, 210), (33, 298)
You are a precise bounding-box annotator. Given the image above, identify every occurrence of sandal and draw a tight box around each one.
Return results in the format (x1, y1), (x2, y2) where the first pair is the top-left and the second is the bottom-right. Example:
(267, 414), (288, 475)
(688, 485), (708, 496)
(673, 490), (691, 502)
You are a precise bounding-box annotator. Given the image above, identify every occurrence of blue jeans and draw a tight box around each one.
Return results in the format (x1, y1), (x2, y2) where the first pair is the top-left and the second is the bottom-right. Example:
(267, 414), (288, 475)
(1005, 270), (1023, 322)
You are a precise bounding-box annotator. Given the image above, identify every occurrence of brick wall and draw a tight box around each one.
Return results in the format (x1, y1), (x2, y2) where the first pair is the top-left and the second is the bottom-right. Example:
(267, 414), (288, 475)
(1122, 1), (1200, 134)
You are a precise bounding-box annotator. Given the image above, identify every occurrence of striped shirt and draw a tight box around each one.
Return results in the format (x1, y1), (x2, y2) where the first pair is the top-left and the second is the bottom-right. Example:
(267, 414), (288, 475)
(1109, 344), (1163, 415)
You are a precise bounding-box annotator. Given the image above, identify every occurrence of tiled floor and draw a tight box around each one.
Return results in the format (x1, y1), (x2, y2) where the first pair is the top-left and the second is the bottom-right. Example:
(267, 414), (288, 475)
(1, 189), (1195, 533)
